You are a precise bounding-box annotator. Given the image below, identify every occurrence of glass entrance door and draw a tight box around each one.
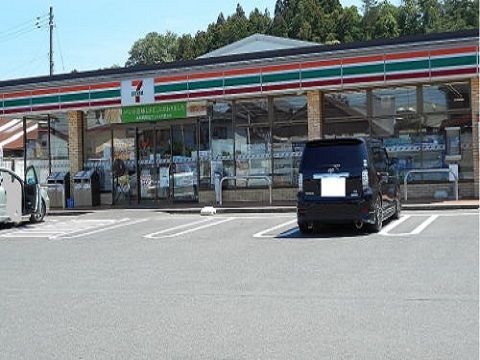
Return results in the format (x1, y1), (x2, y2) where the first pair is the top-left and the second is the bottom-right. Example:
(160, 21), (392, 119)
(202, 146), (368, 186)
(171, 123), (198, 201)
(137, 128), (156, 202)
(155, 127), (172, 201)
(113, 127), (137, 205)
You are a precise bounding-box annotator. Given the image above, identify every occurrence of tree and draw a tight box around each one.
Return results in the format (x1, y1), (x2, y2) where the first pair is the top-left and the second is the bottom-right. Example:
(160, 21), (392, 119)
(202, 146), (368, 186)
(126, 31), (179, 66)
(337, 6), (363, 42)
(177, 34), (195, 61)
(373, 2), (400, 39)
(398, 0), (421, 35)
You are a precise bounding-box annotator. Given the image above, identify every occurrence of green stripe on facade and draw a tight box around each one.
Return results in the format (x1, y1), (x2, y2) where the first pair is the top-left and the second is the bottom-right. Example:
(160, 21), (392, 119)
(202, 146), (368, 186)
(342, 63), (384, 76)
(31, 95), (59, 105)
(89, 89), (120, 100)
(385, 59), (429, 73)
(430, 55), (477, 69)
(262, 71), (299, 84)
(3, 98), (30, 108)
(189, 79), (223, 91)
(155, 83), (188, 93)
(224, 75), (261, 87)
(60, 92), (90, 103)
(301, 67), (341, 80)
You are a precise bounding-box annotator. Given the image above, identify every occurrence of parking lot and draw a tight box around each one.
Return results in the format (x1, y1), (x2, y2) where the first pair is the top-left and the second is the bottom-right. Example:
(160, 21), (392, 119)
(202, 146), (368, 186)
(0, 209), (478, 359)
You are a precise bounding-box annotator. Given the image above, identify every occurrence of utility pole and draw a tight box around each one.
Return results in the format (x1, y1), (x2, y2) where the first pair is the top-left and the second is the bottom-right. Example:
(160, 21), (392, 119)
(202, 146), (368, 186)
(49, 6), (54, 76)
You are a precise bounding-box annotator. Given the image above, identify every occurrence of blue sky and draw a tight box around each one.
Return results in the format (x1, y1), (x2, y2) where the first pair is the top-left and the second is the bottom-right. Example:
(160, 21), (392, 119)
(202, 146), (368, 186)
(0, 0), (374, 81)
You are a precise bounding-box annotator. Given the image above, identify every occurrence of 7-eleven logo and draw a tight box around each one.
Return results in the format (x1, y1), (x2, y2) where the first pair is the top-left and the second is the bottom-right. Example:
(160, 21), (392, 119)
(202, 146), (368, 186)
(130, 80), (144, 103)
(121, 78), (154, 106)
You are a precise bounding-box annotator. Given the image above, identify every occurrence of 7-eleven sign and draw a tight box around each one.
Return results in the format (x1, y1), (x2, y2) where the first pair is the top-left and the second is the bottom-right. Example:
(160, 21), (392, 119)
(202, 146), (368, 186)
(121, 78), (154, 106)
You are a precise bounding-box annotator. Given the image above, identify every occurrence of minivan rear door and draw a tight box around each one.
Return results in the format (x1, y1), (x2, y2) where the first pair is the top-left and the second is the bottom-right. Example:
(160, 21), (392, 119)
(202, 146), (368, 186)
(0, 171), (7, 221)
(0, 169), (23, 223)
(300, 139), (367, 199)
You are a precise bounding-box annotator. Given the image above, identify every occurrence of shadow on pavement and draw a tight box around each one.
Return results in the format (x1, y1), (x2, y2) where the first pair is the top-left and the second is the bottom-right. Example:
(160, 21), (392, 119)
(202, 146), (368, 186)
(276, 224), (370, 239)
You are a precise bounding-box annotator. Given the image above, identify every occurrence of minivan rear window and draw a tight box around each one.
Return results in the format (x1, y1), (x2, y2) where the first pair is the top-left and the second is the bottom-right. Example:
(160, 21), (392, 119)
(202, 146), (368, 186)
(300, 141), (367, 173)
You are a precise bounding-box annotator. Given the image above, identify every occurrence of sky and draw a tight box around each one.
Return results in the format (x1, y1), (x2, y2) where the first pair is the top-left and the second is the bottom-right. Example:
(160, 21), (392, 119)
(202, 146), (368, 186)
(0, 0), (373, 82)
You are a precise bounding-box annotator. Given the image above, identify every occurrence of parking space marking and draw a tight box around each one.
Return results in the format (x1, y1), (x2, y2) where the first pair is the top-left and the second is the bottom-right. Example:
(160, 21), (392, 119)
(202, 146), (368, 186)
(253, 219), (298, 238)
(58, 218), (149, 239)
(144, 217), (235, 239)
(380, 215), (439, 236)
(0, 218), (147, 239)
(379, 215), (411, 235)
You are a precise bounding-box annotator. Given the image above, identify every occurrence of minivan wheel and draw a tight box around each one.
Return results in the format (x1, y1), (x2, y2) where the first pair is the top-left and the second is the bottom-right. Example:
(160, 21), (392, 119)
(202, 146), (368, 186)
(298, 221), (313, 235)
(392, 199), (401, 220)
(367, 198), (383, 233)
(30, 200), (46, 223)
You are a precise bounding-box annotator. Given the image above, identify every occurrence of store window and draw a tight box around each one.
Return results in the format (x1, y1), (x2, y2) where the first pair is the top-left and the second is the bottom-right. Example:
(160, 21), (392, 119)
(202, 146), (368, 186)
(272, 95), (307, 187)
(84, 108), (121, 191)
(423, 82), (470, 112)
(324, 90), (369, 137)
(235, 99), (271, 188)
(210, 101), (235, 188)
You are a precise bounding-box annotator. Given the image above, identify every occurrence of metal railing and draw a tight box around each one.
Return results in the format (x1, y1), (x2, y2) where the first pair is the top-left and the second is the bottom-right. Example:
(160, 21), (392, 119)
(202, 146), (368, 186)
(218, 175), (272, 206)
(404, 168), (458, 201)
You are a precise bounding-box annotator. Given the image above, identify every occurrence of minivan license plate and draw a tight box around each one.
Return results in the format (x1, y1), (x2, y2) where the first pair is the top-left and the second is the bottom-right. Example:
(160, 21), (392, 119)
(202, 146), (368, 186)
(321, 177), (346, 197)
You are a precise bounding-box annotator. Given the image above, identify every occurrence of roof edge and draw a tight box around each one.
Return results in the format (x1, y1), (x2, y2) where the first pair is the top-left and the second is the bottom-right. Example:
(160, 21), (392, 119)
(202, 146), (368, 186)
(0, 29), (478, 89)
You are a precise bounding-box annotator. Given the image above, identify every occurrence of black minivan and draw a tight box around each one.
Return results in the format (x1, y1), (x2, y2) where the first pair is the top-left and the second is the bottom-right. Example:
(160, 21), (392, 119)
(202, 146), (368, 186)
(297, 138), (401, 233)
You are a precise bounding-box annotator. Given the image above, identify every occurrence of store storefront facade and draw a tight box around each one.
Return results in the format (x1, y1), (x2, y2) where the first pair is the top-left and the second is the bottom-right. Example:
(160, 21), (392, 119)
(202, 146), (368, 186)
(0, 30), (478, 206)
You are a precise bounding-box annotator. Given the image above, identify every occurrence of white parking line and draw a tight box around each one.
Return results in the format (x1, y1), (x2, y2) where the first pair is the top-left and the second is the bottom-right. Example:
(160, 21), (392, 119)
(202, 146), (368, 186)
(57, 218), (149, 239)
(379, 215), (411, 235)
(144, 217), (235, 239)
(380, 215), (439, 236)
(253, 219), (298, 238)
(0, 218), (147, 240)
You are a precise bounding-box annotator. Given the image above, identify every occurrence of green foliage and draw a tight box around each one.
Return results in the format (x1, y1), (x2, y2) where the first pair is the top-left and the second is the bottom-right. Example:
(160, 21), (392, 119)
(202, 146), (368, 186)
(125, 0), (479, 67)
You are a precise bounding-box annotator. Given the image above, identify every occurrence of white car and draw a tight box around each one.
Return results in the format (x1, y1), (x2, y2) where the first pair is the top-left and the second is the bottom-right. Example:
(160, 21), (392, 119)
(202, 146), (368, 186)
(0, 166), (49, 224)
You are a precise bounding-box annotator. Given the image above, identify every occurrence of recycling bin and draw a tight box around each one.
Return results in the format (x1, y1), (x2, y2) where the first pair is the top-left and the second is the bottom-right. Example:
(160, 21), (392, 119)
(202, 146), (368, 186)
(73, 170), (101, 207)
(46, 172), (70, 209)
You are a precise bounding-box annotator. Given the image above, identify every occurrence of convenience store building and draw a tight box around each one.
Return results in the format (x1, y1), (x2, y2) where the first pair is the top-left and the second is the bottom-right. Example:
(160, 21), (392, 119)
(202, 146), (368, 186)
(0, 30), (478, 206)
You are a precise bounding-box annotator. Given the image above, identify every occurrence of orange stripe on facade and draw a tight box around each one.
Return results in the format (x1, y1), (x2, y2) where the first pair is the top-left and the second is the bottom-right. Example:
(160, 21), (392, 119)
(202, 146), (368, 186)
(224, 67), (260, 77)
(430, 46), (477, 57)
(89, 82), (121, 90)
(31, 88), (59, 96)
(301, 59), (341, 69)
(60, 85), (90, 93)
(385, 50), (429, 60)
(342, 54), (384, 65)
(188, 71), (224, 80)
(262, 63), (300, 73)
(2, 90), (31, 99)
(155, 75), (188, 83)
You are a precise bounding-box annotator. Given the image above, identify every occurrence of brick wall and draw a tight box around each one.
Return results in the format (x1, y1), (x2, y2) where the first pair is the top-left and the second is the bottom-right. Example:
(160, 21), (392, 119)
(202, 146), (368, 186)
(68, 111), (84, 189)
(471, 77), (479, 199)
(307, 90), (323, 140)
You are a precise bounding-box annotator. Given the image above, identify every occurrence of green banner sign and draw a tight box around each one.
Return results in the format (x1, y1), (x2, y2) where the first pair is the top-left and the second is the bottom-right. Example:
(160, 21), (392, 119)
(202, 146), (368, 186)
(122, 102), (187, 123)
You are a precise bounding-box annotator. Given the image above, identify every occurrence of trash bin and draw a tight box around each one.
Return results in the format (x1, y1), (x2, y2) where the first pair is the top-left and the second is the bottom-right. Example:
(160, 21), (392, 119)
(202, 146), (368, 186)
(73, 170), (101, 207)
(46, 172), (70, 209)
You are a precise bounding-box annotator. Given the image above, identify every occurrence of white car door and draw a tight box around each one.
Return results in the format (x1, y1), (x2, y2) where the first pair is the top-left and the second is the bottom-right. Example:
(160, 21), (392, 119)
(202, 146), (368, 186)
(0, 171), (7, 221)
(1, 169), (23, 223)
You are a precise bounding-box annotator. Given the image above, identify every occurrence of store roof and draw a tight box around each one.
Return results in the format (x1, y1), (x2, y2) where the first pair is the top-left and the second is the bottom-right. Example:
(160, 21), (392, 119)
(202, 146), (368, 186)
(0, 118), (39, 150)
(198, 34), (319, 58)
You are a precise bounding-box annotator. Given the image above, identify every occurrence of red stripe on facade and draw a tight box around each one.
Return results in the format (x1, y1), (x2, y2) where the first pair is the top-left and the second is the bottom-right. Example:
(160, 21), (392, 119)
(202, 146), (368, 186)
(301, 78), (342, 88)
(89, 99), (122, 107)
(301, 59), (342, 70)
(3, 107), (31, 114)
(60, 101), (91, 109)
(262, 82), (301, 92)
(30, 104), (61, 112)
(431, 67), (478, 77)
(89, 82), (121, 90)
(342, 75), (385, 84)
(386, 71), (430, 81)
(155, 93), (188, 101)
(189, 89), (224, 98)
(224, 86), (262, 95)
(342, 55), (384, 65)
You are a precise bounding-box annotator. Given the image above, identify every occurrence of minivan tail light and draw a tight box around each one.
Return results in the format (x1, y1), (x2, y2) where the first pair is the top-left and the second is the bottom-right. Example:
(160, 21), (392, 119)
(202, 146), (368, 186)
(298, 173), (303, 191)
(362, 170), (369, 190)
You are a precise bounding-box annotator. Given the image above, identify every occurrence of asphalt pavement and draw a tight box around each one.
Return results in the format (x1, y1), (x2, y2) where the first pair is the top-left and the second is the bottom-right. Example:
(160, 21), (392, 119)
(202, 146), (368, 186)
(0, 209), (478, 359)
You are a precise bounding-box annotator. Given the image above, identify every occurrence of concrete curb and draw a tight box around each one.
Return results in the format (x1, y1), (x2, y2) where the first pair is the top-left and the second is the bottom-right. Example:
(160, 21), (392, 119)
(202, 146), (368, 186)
(48, 203), (478, 216)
